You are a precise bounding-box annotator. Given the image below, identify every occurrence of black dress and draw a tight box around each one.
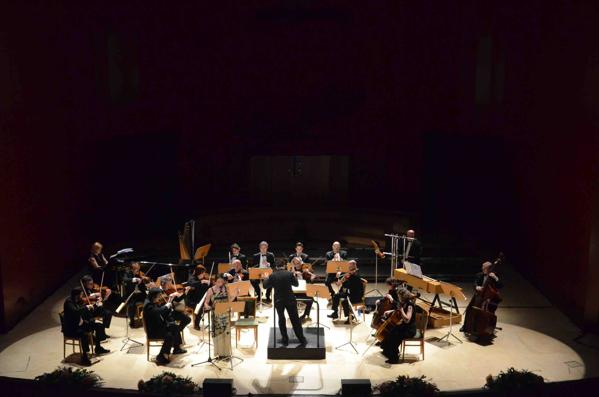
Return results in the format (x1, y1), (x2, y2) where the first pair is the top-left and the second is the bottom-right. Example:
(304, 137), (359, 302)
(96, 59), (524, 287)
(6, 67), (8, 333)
(381, 301), (417, 361)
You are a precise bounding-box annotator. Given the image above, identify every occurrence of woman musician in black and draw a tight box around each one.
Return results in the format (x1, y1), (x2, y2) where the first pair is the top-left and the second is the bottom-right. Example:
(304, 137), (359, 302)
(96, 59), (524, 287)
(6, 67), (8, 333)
(379, 287), (417, 364)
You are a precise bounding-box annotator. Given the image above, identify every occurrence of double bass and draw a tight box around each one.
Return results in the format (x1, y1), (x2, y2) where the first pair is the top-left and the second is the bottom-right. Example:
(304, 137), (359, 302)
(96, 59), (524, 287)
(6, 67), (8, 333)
(462, 252), (504, 338)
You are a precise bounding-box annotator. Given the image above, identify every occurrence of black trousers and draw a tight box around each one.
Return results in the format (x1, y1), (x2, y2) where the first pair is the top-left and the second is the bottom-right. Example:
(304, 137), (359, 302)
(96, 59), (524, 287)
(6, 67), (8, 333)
(170, 310), (191, 331)
(381, 324), (416, 360)
(149, 322), (183, 355)
(296, 293), (313, 316)
(69, 321), (105, 354)
(275, 300), (305, 341)
(91, 305), (112, 329)
(331, 291), (352, 317)
(325, 273), (337, 296)
(251, 280), (272, 301)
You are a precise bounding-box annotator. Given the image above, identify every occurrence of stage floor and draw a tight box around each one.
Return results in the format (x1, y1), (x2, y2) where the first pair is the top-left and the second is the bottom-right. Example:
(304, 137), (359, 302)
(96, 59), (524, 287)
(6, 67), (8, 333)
(1, 265), (598, 395)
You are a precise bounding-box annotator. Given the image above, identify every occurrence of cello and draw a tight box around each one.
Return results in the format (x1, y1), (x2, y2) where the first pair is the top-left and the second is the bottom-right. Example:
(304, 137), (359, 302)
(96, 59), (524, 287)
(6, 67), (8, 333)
(462, 252), (504, 339)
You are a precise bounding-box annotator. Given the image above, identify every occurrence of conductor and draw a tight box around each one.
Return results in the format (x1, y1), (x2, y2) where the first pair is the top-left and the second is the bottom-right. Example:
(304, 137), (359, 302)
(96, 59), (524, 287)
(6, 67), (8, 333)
(262, 263), (308, 347)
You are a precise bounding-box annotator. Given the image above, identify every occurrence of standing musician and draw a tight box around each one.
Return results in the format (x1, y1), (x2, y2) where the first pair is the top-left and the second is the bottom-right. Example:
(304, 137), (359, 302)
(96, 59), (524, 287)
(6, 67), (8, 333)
(290, 256), (315, 322)
(88, 242), (110, 285)
(400, 230), (422, 266)
(324, 241), (348, 296)
(184, 265), (212, 330)
(62, 287), (110, 366)
(251, 241), (275, 304)
(158, 275), (192, 330)
(143, 287), (187, 365)
(288, 242), (310, 264)
(379, 287), (417, 364)
(328, 260), (363, 324)
(122, 262), (151, 328)
(262, 263), (308, 346)
(81, 275), (113, 334)
(203, 275), (232, 358)
(229, 243), (248, 268)
(224, 259), (249, 282)
(460, 260), (503, 333)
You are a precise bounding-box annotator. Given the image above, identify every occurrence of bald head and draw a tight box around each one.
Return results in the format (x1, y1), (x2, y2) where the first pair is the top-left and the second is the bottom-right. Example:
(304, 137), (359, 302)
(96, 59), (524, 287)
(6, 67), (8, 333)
(332, 241), (341, 252)
(482, 261), (492, 274)
(406, 230), (415, 239)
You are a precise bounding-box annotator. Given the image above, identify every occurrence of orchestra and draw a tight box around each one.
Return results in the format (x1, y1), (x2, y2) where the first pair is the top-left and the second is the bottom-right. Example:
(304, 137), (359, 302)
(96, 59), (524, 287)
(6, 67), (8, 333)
(64, 237), (504, 366)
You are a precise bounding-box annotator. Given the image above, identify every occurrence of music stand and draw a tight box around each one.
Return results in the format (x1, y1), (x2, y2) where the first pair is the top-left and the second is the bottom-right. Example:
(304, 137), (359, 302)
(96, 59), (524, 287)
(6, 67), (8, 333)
(366, 252), (384, 297)
(215, 301), (246, 370)
(191, 299), (221, 371)
(335, 297), (360, 354)
(438, 287), (462, 345)
(115, 292), (144, 351)
(194, 244), (211, 265)
(306, 284), (331, 336)
(249, 268), (273, 312)
(194, 290), (211, 351)
(217, 263), (231, 275)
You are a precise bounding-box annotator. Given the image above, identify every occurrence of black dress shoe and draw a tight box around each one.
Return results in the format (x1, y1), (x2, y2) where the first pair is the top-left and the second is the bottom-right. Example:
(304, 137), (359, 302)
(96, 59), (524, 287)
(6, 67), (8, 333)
(80, 355), (92, 366)
(298, 337), (308, 347)
(385, 358), (400, 364)
(172, 347), (187, 355)
(156, 354), (170, 365)
(459, 326), (465, 332)
(95, 346), (110, 355)
(279, 339), (289, 347)
(327, 312), (338, 319)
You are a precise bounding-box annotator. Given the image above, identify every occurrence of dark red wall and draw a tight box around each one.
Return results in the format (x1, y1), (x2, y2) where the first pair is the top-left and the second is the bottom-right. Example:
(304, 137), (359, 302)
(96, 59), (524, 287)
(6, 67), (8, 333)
(1, 1), (597, 330)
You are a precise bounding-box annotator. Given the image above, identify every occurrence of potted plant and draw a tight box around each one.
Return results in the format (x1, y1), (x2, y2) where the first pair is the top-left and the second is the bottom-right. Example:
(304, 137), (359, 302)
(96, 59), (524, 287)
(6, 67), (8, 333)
(485, 367), (545, 395)
(35, 366), (103, 390)
(375, 375), (439, 397)
(138, 371), (200, 395)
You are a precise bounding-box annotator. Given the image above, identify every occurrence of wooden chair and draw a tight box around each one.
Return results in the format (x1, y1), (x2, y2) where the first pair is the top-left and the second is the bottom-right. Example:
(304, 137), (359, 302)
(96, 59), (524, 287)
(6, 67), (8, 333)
(142, 316), (166, 362)
(232, 297), (258, 347)
(401, 309), (430, 361)
(59, 311), (94, 358)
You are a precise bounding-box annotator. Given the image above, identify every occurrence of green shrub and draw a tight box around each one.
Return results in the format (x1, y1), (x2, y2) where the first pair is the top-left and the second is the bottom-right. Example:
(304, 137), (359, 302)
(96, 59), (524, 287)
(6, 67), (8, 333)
(485, 367), (545, 394)
(375, 375), (439, 397)
(35, 367), (102, 389)
(138, 371), (199, 395)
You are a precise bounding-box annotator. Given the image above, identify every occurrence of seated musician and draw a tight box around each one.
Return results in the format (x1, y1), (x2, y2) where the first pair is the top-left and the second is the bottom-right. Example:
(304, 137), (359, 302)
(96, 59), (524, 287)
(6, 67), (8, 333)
(401, 230), (422, 266)
(143, 288), (187, 365)
(224, 259), (249, 282)
(379, 287), (417, 364)
(379, 277), (400, 305)
(251, 241), (275, 304)
(229, 243), (248, 268)
(122, 262), (149, 328)
(63, 287), (110, 366)
(324, 241), (348, 297)
(288, 242), (310, 264)
(81, 275), (113, 335)
(327, 260), (363, 324)
(460, 261), (503, 333)
(88, 241), (114, 286)
(290, 256), (315, 322)
(158, 275), (192, 331)
(184, 265), (212, 329)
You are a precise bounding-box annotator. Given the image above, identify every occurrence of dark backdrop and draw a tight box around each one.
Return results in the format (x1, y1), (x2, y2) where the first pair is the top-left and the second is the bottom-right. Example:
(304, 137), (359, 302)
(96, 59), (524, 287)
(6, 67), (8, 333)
(1, 1), (597, 331)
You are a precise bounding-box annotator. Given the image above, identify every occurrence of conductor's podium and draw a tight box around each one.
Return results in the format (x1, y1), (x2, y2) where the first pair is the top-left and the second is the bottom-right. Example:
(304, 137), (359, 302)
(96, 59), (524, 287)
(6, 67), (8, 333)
(394, 268), (467, 328)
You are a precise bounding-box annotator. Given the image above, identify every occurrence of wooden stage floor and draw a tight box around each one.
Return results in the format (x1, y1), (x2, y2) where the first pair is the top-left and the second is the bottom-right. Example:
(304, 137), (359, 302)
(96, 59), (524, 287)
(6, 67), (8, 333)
(1, 264), (598, 395)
